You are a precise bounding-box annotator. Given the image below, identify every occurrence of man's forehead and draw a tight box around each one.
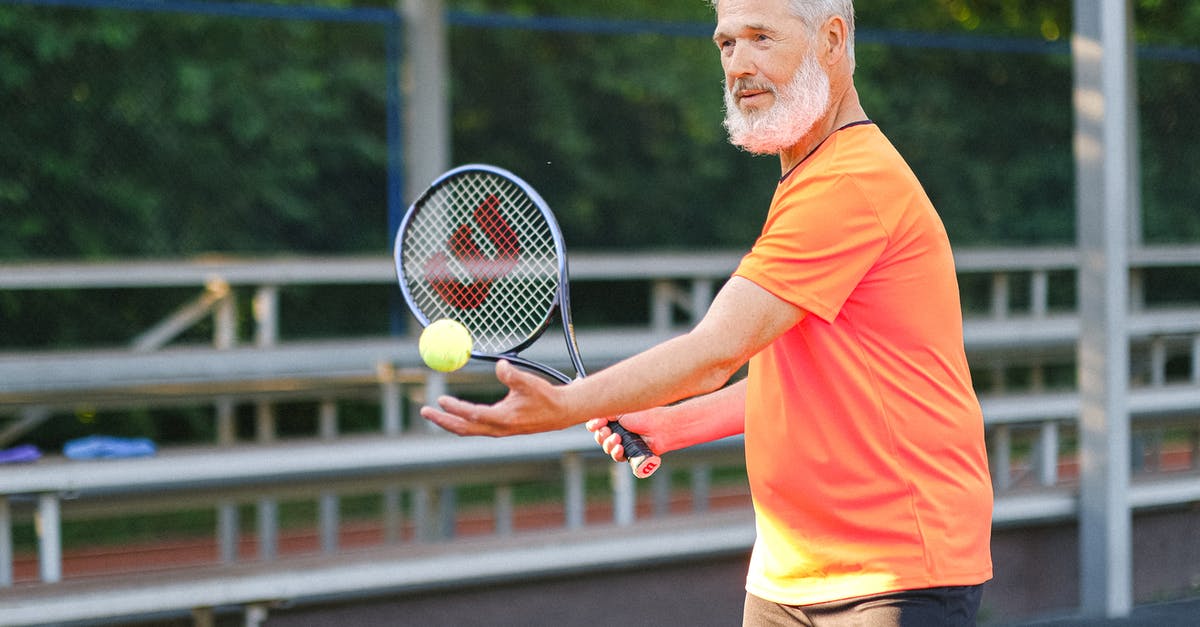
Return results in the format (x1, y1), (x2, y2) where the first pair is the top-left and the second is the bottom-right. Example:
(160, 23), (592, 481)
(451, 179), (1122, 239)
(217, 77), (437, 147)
(714, 0), (792, 16)
(713, 0), (803, 37)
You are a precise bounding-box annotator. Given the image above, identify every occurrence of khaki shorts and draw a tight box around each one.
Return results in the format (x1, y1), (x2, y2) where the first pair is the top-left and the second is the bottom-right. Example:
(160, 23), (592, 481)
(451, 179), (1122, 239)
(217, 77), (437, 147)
(743, 585), (984, 627)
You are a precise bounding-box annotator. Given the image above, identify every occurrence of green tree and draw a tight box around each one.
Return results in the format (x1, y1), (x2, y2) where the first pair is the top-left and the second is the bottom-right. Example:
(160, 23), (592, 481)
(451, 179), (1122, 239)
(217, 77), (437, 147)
(0, 2), (390, 259)
(1, 0), (1196, 254)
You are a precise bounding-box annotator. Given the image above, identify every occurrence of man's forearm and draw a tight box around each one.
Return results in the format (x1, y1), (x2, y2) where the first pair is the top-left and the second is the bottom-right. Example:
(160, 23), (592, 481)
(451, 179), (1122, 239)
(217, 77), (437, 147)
(651, 378), (747, 453)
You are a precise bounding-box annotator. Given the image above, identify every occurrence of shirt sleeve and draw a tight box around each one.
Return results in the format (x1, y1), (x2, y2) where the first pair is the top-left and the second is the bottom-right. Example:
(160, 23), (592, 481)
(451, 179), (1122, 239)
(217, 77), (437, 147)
(734, 173), (888, 323)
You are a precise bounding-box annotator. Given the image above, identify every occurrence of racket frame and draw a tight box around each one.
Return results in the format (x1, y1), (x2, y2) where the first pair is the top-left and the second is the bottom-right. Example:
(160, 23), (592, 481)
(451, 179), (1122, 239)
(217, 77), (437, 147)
(396, 164), (564, 370)
(394, 164), (660, 477)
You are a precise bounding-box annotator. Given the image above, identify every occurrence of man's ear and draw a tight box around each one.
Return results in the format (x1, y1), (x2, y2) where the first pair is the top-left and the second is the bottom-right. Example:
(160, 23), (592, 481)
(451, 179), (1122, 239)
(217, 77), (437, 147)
(820, 15), (849, 65)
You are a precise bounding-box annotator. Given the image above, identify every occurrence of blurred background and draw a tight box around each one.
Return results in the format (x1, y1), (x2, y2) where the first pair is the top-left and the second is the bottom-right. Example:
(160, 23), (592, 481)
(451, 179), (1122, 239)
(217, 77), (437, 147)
(1, 1), (1199, 625)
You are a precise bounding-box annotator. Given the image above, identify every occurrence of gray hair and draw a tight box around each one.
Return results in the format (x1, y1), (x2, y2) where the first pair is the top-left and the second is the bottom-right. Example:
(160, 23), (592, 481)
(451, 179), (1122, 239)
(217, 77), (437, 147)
(710, 0), (856, 64)
(791, 1), (855, 63)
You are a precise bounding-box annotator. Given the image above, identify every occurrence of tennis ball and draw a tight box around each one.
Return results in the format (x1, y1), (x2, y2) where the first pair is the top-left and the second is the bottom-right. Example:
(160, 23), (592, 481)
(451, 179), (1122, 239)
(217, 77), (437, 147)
(419, 319), (473, 372)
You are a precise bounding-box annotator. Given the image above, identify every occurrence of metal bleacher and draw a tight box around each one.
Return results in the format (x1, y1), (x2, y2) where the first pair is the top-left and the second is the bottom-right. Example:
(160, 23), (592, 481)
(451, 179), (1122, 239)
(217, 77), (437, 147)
(1, 246), (1199, 625)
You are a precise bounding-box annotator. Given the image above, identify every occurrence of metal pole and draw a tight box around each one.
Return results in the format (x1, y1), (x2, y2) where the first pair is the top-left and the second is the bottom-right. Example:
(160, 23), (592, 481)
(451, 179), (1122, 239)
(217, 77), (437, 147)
(563, 452), (585, 530)
(218, 499), (240, 565)
(1072, 0), (1136, 617)
(36, 494), (62, 583)
(610, 461), (636, 526)
(386, 11), (405, 243)
(400, 0), (450, 200)
(0, 497), (11, 587)
(386, 6), (407, 337)
(257, 497), (279, 562)
(320, 492), (340, 554)
(398, 0), (452, 380)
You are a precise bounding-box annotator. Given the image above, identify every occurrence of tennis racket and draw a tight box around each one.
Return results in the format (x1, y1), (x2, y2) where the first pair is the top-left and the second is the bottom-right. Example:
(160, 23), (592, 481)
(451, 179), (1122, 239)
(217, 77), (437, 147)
(394, 163), (661, 479)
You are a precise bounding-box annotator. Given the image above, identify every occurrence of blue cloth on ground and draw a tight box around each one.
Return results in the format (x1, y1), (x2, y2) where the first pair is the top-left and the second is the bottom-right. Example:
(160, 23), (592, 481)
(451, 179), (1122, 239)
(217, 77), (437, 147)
(64, 436), (157, 460)
(0, 444), (41, 464)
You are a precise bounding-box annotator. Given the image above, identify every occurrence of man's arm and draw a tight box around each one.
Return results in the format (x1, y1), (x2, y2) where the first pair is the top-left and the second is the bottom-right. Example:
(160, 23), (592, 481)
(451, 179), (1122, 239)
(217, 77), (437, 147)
(588, 378), (748, 459)
(419, 276), (804, 437)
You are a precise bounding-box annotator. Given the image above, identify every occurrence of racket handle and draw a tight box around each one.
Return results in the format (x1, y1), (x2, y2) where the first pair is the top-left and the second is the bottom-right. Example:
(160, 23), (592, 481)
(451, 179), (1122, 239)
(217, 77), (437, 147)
(608, 421), (661, 479)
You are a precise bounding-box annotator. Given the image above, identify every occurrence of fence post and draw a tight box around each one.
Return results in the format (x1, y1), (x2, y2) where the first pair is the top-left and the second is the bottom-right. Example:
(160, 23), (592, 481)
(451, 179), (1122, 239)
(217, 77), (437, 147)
(218, 500), (239, 565)
(611, 462), (635, 526)
(563, 453), (585, 530)
(257, 496), (279, 561)
(0, 497), (11, 587)
(990, 425), (1012, 491)
(1073, 0), (1137, 617)
(495, 484), (514, 536)
(400, 0), (449, 198)
(36, 494), (62, 583)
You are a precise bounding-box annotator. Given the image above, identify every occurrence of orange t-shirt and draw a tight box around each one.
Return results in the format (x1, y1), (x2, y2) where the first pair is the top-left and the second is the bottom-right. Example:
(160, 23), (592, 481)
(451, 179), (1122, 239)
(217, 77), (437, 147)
(734, 122), (993, 606)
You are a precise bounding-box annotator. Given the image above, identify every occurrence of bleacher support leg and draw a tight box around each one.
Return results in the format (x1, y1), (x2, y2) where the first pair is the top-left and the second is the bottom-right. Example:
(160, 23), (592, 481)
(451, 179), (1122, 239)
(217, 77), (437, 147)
(191, 607), (215, 627)
(244, 603), (269, 627)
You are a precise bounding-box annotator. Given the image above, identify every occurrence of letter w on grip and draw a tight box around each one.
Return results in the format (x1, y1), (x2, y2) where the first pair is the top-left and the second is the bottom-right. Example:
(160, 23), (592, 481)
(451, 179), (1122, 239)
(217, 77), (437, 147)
(425, 195), (521, 309)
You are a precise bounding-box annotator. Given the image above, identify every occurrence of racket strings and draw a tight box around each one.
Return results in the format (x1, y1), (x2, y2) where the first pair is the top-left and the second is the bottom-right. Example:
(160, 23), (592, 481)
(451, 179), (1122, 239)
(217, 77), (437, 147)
(402, 172), (560, 354)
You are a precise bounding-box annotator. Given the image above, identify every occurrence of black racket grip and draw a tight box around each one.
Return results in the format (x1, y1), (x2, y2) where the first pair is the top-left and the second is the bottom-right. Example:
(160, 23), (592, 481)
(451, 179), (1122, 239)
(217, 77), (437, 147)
(608, 421), (661, 479)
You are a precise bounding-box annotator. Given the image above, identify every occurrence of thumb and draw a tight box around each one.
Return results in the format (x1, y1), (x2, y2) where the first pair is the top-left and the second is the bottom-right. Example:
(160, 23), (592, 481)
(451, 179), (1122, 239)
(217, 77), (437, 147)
(495, 359), (521, 386)
(495, 360), (539, 392)
(611, 412), (646, 433)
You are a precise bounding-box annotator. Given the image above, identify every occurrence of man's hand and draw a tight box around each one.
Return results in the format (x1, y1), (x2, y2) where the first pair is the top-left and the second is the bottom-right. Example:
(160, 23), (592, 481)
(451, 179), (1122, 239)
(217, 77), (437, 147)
(586, 411), (661, 463)
(586, 418), (628, 462)
(420, 360), (576, 436)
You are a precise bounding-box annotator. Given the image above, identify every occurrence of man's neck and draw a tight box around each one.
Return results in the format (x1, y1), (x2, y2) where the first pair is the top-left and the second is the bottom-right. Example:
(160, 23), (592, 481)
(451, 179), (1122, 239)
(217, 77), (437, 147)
(777, 84), (867, 174)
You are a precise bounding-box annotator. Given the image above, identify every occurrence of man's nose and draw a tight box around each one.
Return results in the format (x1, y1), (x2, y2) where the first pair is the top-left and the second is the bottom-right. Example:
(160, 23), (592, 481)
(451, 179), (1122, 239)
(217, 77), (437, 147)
(724, 44), (757, 81)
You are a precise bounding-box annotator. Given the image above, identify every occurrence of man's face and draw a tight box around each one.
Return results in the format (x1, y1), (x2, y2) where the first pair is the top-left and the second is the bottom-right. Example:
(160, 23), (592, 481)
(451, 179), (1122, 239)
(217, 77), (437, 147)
(713, 0), (832, 154)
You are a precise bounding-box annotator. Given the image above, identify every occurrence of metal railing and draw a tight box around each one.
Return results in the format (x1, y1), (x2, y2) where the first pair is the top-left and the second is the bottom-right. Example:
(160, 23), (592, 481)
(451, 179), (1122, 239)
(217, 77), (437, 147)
(1, 246), (1199, 624)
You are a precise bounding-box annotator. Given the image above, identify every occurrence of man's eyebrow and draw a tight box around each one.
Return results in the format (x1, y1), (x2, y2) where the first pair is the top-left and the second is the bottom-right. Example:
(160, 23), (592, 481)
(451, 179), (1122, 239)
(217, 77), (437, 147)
(712, 22), (775, 42)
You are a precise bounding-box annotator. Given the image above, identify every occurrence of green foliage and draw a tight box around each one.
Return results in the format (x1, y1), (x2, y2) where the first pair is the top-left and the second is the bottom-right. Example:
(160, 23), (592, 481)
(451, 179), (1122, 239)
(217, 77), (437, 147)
(1139, 55), (1200, 243)
(859, 45), (1075, 244)
(2, 0), (1198, 259)
(0, 2), (390, 260)
(448, 16), (775, 249)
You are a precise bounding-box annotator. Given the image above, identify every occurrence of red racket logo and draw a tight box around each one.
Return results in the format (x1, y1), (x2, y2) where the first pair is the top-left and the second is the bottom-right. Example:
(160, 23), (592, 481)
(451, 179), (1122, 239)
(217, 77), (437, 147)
(425, 195), (521, 309)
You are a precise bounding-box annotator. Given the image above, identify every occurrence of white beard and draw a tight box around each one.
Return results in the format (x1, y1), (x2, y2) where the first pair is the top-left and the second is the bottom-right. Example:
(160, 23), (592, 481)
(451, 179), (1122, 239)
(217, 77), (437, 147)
(722, 51), (832, 155)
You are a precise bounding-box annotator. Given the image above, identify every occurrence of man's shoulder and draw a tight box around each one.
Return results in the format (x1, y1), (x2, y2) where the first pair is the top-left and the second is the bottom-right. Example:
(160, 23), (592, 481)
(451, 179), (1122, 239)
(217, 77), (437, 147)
(819, 124), (920, 190)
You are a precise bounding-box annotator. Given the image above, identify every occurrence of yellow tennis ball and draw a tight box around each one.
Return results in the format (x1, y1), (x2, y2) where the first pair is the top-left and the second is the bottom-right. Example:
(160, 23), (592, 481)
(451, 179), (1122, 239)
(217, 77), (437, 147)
(419, 319), (473, 372)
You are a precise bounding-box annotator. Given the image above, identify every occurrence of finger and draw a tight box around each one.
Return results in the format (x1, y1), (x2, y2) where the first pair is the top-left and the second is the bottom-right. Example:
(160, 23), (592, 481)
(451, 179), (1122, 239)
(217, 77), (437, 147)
(591, 424), (612, 447)
(585, 418), (610, 440)
(420, 396), (495, 436)
(610, 413), (645, 435)
(494, 359), (525, 388)
(606, 434), (627, 462)
(595, 431), (622, 460)
(419, 404), (479, 436)
(432, 395), (484, 418)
